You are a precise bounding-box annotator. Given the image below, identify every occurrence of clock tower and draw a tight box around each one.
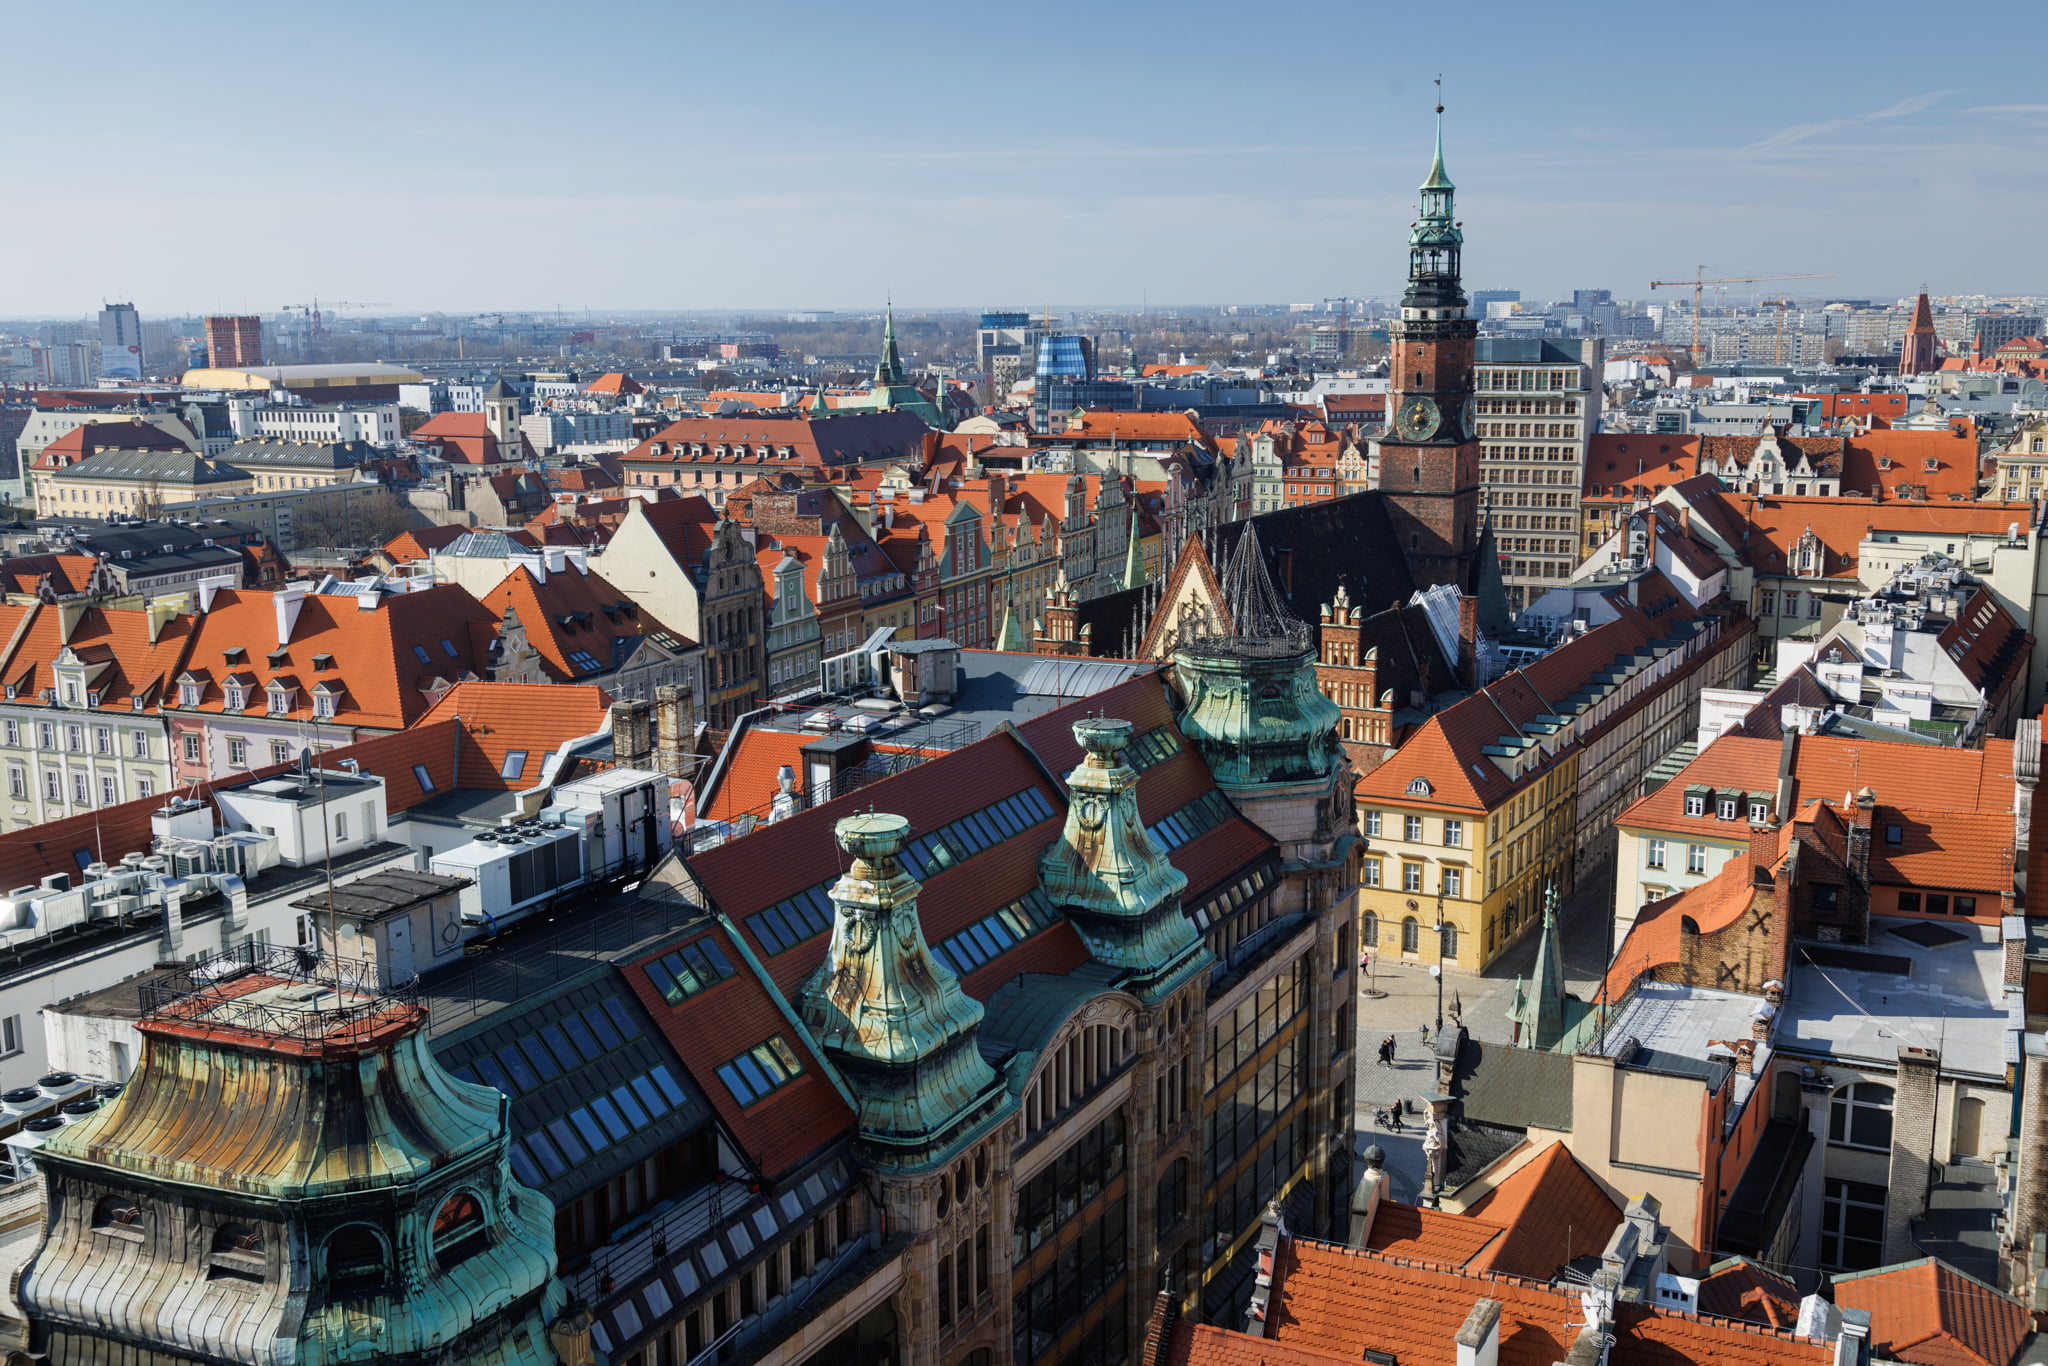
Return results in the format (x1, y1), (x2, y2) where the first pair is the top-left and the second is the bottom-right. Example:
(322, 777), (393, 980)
(1379, 105), (1481, 590)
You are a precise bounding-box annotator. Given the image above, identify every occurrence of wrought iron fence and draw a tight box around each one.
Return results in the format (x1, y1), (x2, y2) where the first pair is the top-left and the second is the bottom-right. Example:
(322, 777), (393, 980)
(138, 941), (414, 1042)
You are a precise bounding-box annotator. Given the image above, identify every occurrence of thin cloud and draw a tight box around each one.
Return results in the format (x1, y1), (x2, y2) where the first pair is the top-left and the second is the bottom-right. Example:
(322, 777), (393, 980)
(1968, 104), (2048, 114)
(1741, 90), (1955, 152)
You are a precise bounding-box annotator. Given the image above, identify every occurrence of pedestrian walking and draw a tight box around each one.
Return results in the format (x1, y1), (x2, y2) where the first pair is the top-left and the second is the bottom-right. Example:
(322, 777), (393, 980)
(1419, 1023), (1432, 1048)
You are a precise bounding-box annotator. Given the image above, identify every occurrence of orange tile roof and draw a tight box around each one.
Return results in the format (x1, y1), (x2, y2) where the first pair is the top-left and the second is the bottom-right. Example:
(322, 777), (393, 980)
(35, 420), (190, 468)
(171, 583), (499, 731)
(1168, 1322), (1354, 1366)
(477, 563), (686, 684)
(1361, 1200), (1506, 1268)
(0, 602), (194, 712)
(1695, 1257), (1802, 1329)
(1040, 410), (1210, 445)
(582, 372), (644, 395)
(414, 681), (614, 790)
(1460, 1143), (1624, 1279)
(0, 554), (109, 598)
(1843, 428), (1983, 499)
(1260, 1236), (1831, 1366)
(381, 524), (471, 565)
(1798, 392), (1913, 423)
(1604, 849), (1761, 1003)
(1708, 493), (2031, 580)
(1831, 1257), (2032, 1366)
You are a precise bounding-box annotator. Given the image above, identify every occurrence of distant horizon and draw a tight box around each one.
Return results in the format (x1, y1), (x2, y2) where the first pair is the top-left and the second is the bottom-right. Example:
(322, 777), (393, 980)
(3, 1), (2043, 316)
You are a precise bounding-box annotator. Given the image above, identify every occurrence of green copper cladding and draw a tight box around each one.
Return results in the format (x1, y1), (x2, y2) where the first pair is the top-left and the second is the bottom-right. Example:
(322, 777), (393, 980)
(1172, 645), (1344, 789)
(1120, 509), (1146, 591)
(1037, 718), (1209, 999)
(801, 812), (1004, 1170)
(1404, 107), (1465, 312)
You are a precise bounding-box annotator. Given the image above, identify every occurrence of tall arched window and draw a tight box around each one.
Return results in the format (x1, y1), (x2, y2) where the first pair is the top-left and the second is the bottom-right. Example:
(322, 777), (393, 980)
(1440, 922), (1459, 960)
(432, 1192), (488, 1268)
(1401, 917), (1419, 954)
(1362, 911), (1379, 951)
(1828, 1083), (1894, 1151)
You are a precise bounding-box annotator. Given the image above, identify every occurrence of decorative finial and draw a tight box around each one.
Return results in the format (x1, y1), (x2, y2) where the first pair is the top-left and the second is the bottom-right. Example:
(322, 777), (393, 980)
(1434, 74), (1443, 116)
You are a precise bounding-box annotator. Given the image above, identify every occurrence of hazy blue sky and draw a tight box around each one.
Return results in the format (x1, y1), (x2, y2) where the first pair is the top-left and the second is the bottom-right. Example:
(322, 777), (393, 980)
(5, 0), (2044, 316)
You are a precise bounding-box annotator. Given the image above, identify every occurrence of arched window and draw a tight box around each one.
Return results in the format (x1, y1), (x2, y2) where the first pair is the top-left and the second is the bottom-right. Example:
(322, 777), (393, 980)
(1828, 1083), (1894, 1151)
(432, 1192), (488, 1268)
(1440, 922), (1459, 960)
(1401, 917), (1419, 954)
(324, 1225), (388, 1293)
(1362, 911), (1379, 951)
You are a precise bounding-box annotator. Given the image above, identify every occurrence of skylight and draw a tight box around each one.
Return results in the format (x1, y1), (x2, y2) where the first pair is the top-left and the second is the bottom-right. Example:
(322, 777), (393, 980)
(716, 1036), (805, 1108)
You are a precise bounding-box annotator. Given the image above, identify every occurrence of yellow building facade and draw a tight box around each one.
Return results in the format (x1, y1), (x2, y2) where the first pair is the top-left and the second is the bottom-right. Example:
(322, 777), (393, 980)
(1356, 751), (1578, 976)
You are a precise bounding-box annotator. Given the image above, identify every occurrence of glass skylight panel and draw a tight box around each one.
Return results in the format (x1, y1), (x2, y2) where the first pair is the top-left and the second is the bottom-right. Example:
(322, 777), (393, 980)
(591, 1096), (630, 1141)
(716, 1036), (805, 1106)
(650, 1066), (688, 1108)
(569, 1107), (608, 1150)
(645, 936), (738, 1004)
(546, 1118), (590, 1164)
(600, 998), (640, 1041)
(610, 1084), (650, 1130)
(540, 1025), (580, 1070)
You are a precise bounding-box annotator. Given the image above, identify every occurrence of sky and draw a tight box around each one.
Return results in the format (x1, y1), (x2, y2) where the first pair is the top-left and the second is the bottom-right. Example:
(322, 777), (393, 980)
(3, 0), (2045, 318)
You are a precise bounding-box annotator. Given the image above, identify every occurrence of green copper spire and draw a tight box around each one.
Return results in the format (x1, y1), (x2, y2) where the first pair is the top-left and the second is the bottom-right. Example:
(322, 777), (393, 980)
(1404, 84), (1465, 312)
(1039, 718), (1210, 1000)
(1512, 884), (1567, 1050)
(1120, 508), (1145, 591)
(875, 303), (906, 386)
(1421, 100), (1453, 192)
(801, 813), (1003, 1169)
(995, 594), (1026, 651)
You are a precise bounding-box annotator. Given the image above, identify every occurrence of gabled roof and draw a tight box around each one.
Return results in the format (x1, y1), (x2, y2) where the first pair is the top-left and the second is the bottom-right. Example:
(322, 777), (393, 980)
(0, 602), (193, 712)
(381, 524), (472, 565)
(1460, 1143), (1624, 1279)
(480, 562), (690, 684)
(1696, 1257), (1802, 1329)
(35, 420), (191, 468)
(1831, 1257), (2032, 1366)
(416, 681), (615, 790)
(583, 372), (644, 396)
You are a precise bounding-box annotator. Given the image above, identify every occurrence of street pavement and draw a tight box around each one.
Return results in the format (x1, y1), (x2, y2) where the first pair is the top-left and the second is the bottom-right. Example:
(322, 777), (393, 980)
(1348, 864), (1617, 1203)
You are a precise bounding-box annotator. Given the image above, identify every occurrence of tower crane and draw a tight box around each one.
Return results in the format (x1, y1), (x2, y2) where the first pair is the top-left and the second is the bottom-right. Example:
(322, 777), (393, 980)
(1648, 269), (1834, 366)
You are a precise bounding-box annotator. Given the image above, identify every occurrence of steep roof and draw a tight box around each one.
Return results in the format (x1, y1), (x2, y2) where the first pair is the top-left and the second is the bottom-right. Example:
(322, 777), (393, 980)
(1831, 1257), (2032, 1366)
(1359, 1200), (1506, 1268)
(1460, 1143), (1625, 1279)
(582, 372), (644, 396)
(479, 562), (690, 684)
(1707, 493), (2031, 580)
(381, 524), (472, 565)
(0, 602), (194, 712)
(35, 420), (191, 468)
(171, 583), (499, 731)
(1695, 1257), (1802, 1330)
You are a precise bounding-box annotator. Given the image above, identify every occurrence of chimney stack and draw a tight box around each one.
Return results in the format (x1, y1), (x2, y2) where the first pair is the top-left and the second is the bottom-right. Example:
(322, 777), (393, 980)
(1453, 1299), (1502, 1366)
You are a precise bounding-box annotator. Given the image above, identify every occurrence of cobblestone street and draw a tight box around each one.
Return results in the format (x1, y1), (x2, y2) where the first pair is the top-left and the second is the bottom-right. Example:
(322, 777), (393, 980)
(1348, 863), (1618, 1202)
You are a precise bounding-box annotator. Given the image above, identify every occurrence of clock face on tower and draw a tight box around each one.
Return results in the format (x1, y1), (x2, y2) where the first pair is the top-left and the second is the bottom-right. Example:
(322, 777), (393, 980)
(1460, 396), (1477, 441)
(1394, 396), (1442, 442)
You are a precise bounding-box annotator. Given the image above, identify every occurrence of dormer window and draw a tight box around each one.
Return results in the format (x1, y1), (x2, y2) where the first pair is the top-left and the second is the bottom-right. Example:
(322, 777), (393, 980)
(62, 681), (78, 705)
(1718, 797), (1739, 820)
(1749, 800), (1770, 823)
(266, 686), (295, 715)
(225, 686), (248, 711)
(1684, 793), (1705, 817)
(179, 682), (202, 707)
(312, 654), (334, 671)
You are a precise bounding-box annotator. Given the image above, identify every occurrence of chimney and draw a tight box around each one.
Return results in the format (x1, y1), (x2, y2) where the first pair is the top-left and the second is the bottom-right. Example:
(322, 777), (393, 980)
(273, 585), (306, 646)
(1348, 1145), (1389, 1246)
(1842, 786), (1875, 881)
(146, 597), (182, 644)
(1885, 1045), (1942, 1263)
(1774, 727), (1799, 817)
(610, 698), (654, 770)
(653, 683), (690, 777)
(1454, 1299), (1502, 1366)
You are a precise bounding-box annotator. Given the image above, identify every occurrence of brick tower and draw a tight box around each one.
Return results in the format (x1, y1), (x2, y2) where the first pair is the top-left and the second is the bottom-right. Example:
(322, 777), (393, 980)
(1898, 291), (1940, 375)
(1379, 101), (1482, 590)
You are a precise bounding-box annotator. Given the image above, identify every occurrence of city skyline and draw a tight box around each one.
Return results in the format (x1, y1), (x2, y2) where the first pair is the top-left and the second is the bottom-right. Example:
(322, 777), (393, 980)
(2, 0), (2044, 315)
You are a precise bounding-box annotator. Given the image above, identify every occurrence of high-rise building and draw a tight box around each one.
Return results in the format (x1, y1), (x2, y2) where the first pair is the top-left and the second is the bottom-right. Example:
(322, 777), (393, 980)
(976, 311), (1045, 396)
(1473, 338), (1603, 613)
(1375, 113), (1482, 590)
(205, 315), (264, 369)
(98, 302), (143, 378)
(1032, 332), (1097, 432)
(1976, 312), (2044, 354)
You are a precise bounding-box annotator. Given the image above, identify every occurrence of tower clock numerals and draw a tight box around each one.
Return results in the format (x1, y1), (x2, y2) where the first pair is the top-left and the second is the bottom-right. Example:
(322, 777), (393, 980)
(1394, 396), (1441, 442)
(1459, 396), (1477, 440)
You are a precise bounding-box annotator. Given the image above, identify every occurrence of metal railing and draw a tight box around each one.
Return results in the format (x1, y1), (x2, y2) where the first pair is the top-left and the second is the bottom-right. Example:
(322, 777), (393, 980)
(138, 942), (414, 1042)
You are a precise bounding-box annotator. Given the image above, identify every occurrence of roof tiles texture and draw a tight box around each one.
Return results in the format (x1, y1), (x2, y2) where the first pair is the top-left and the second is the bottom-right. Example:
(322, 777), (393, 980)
(1831, 1257), (2031, 1366)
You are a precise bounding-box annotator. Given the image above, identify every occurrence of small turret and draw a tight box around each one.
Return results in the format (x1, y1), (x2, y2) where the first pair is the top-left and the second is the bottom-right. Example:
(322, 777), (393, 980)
(802, 813), (1003, 1170)
(1039, 718), (1209, 1000)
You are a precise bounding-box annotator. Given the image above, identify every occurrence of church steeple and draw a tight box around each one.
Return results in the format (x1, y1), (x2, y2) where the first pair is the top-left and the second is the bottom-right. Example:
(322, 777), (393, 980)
(1404, 92), (1466, 314)
(801, 813), (1003, 1169)
(1511, 884), (1567, 1049)
(875, 303), (906, 387)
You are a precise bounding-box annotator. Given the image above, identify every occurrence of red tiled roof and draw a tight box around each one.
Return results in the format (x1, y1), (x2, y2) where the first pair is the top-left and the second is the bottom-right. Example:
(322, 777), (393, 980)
(1460, 1144), (1624, 1279)
(1168, 1322), (1354, 1366)
(1360, 1200), (1506, 1268)
(415, 681), (614, 791)
(0, 602), (195, 712)
(381, 524), (471, 565)
(478, 563), (686, 685)
(621, 922), (854, 1180)
(1797, 392), (1913, 423)
(583, 372), (644, 396)
(170, 583), (498, 731)
(1831, 1257), (2031, 1366)
(1260, 1236), (1831, 1366)
(0, 554), (108, 598)
(1706, 493), (2030, 581)
(35, 420), (190, 469)
(1695, 1257), (1801, 1329)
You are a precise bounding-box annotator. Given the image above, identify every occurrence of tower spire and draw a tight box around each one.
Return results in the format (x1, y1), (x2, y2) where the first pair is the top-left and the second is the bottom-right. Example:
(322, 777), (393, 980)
(876, 301), (905, 386)
(1423, 77), (1452, 191)
(1512, 884), (1568, 1049)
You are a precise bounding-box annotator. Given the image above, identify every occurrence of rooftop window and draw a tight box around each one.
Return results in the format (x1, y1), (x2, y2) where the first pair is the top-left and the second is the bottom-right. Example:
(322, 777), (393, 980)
(1146, 789), (1233, 852)
(645, 937), (737, 1005)
(932, 888), (1060, 978)
(716, 1035), (805, 1108)
(499, 750), (528, 781)
(411, 645), (432, 665)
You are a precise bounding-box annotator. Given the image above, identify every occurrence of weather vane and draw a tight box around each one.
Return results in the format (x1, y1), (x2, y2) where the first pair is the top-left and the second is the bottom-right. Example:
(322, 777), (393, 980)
(1434, 75), (1443, 116)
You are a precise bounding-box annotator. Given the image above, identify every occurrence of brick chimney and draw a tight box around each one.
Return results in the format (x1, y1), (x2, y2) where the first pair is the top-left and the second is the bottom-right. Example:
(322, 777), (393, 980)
(1454, 1298), (1502, 1366)
(610, 698), (653, 769)
(1885, 1045), (1942, 1263)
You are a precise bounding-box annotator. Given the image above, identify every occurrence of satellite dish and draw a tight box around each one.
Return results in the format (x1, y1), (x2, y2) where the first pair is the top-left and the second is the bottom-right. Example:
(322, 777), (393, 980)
(337, 923), (358, 940)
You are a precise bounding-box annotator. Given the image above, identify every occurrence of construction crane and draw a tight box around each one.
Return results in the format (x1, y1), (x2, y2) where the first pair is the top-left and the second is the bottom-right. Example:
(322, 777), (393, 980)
(1648, 269), (1834, 365)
